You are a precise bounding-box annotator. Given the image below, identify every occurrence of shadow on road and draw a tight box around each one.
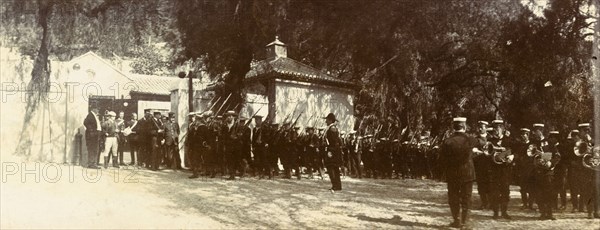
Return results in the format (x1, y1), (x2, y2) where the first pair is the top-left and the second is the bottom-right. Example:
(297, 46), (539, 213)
(349, 214), (445, 228)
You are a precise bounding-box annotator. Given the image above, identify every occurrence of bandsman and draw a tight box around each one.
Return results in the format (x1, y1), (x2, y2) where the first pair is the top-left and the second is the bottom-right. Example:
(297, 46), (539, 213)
(487, 120), (514, 219)
(472, 120), (491, 210)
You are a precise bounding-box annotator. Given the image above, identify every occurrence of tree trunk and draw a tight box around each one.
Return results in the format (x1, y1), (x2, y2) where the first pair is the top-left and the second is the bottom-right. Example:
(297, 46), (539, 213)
(14, 0), (54, 160)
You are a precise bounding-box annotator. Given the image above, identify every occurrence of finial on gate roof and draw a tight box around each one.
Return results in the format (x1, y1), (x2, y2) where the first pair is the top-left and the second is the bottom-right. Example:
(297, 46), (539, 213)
(266, 35), (287, 58)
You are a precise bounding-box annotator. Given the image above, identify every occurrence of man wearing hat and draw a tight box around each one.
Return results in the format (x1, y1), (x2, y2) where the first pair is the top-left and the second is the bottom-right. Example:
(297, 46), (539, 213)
(83, 106), (102, 169)
(237, 117), (252, 177)
(134, 109), (153, 168)
(303, 126), (322, 179)
(221, 110), (241, 180)
(534, 130), (561, 220)
(115, 111), (127, 166)
(125, 113), (139, 166)
(323, 113), (343, 192)
(472, 120), (491, 210)
(439, 117), (478, 228)
(101, 111), (120, 169)
(147, 111), (165, 171)
(576, 123), (599, 218)
(566, 129), (587, 213)
(252, 115), (269, 178)
(164, 112), (180, 170)
(553, 131), (569, 211)
(487, 120), (514, 219)
(513, 128), (535, 210)
(347, 131), (361, 178)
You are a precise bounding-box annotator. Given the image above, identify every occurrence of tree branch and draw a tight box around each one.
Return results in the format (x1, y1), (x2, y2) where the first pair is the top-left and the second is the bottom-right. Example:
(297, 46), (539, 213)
(83, 0), (123, 18)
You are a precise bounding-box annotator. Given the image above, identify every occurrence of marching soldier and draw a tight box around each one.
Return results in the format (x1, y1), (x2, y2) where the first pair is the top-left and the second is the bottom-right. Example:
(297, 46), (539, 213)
(238, 117), (252, 177)
(346, 131), (359, 178)
(270, 122), (282, 177)
(487, 120), (514, 219)
(439, 117), (478, 228)
(221, 111), (241, 180)
(251, 115), (266, 178)
(472, 120), (491, 210)
(204, 112), (220, 178)
(189, 112), (208, 179)
(304, 126), (322, 179)
(362, 134), (375, 178)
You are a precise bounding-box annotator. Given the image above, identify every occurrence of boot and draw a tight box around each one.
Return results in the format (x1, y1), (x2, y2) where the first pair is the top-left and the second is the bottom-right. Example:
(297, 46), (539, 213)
(295, 167), (301, 180)
(461, 209), (469, 227)
(480, 194), (488, 210)
(449, 217), (461, 228)
(521, 192), (528, 209)
(104, 157), (109, 169)
(492, 205), (499, 219)
(113, 156), (119, 168)
(501, 203), (511, 219)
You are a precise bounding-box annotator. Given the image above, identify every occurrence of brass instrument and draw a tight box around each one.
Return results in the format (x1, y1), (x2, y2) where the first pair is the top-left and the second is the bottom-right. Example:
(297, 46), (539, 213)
(534, 150), (556, 170)
(492, 146), (513, 164)
(582, 146), (600, 171)
(574, 140), (592, 157)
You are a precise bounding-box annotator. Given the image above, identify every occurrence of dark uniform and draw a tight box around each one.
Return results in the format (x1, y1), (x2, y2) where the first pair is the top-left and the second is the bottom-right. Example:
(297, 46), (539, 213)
(252, 118), (268, 178)
(221, 111), (242, 180)
(473, 133), (492, 210)
(125, 116), (139, 166)
(533, 134), (561, 220)
(487, 124), (513, 219)
(238, 119), (252, 177)
(304, 127), (322, 179)
(189, 113), (208, 178)
(149, 112), (164, 171)
(164, 116), (180, 169)
(323, 113), (343, 191)
(576, 124), (599, 218)
(512, 128), (535, 210)
(439, 117), (477, 228)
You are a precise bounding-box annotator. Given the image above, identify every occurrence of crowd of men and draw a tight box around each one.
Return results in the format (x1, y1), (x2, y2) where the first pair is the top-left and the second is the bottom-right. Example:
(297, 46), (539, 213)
(440, 117), (599, 228)
(84, 105), (599, 225)
(83, 107), (180, 171)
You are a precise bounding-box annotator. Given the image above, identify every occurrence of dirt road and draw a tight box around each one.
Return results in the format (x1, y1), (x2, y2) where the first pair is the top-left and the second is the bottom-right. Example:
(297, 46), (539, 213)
(1, 163), (598, 229)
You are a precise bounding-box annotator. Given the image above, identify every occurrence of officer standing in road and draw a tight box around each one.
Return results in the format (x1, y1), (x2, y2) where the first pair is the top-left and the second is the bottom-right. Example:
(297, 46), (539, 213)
(439, 117), (478, 228)
(323, 113), (343, 192)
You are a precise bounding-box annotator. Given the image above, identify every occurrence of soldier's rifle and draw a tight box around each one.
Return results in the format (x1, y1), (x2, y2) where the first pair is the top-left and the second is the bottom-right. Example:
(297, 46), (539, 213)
(374, 124), (383, 139)
(200, 96), (221, 114)
(215, 93), (232, 115)
(289, 112), (303, 131)
(177, 97), (221, 146)
(244, 104), (265, 127)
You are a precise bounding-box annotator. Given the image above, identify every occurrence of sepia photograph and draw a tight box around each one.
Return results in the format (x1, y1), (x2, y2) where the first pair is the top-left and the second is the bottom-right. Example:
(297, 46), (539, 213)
(1, 0), (599, 229)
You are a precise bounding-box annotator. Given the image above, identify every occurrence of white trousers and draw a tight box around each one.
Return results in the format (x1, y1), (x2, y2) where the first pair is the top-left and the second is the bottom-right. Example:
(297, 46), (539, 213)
(102, 137), (118, 157)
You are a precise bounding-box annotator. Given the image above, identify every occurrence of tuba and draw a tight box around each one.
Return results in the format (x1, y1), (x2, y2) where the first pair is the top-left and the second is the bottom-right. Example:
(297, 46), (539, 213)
(582, 146), (600, 171)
